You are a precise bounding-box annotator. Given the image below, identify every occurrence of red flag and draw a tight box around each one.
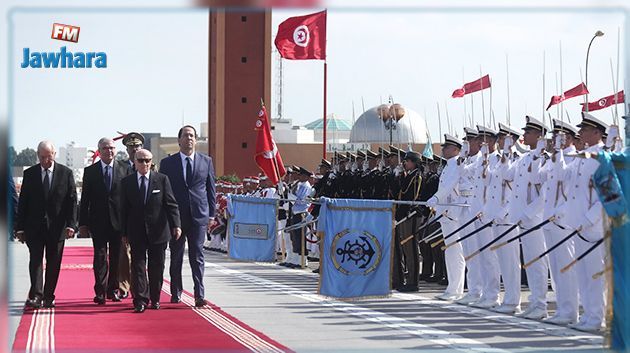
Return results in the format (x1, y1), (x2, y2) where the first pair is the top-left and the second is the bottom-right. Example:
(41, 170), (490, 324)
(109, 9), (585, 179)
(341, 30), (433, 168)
(451, 75), (491, 98)
(580, 90), (625, 112)
(274, 10), (326, 60)
(546, 82), (589, 110)
(255, 105), (286, 185)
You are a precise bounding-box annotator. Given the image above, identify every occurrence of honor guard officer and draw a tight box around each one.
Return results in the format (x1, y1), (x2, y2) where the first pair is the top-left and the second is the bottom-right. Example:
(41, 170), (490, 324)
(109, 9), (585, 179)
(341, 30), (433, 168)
(536, 118), (580, 325)
(468, 125), (502, 308)
(455, 127), (485, 305)
(489, 122), (525, 314)
(555, 112), (608, 332)
(395, 151), (423, 292)
(286, 167), (313, 269)
(427, 134), (465, 300)
(503, 116), (550, 320)
(418, 154), (441, 283)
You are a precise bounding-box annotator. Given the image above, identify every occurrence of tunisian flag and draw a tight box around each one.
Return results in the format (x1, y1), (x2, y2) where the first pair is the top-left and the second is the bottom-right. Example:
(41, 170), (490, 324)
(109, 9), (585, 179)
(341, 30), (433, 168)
(452, 75), (491, 98)
(274, 10), (326, 60)
(255, 105), (286, 185)
(546, 82), (589, 110)
(580, 90), (625, 112)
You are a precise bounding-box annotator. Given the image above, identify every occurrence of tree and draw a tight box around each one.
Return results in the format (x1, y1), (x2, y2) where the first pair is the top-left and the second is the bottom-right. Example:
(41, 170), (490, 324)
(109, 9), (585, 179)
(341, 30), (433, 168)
(14, 148), (38, 166)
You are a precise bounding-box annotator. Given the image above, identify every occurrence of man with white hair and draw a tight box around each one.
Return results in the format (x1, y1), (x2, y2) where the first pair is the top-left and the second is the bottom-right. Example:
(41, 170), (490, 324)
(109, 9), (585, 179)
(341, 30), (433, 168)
(16, 141), (77, 309)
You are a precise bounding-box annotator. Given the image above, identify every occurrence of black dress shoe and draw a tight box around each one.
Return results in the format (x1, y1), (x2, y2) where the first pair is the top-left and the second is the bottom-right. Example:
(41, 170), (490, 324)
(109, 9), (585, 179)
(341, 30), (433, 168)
(150, 302), (160, 310)
(170, 296), (181, 304)
(397, 285), (419, 293)
(277, 262), (288, 267)
(134, 304), (146, 313)
(43, 298), (55, 308)
(194, 298), (206, 308)
(119, 291), (129, 299)
(93, 295), (106, 305)
(26, 297), (42, 309)
(312, 268), (320, 274)
(438, 278), (449, 286)
(419, 274), (432, 282)
(426, 275), (440, 283)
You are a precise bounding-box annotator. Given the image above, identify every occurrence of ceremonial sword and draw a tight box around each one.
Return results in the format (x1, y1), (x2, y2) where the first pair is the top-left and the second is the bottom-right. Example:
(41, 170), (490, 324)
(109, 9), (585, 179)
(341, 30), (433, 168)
(522, 227), (581, 269)
(464, 222), (520, 261)
(560, 232), (611, 273)
(442, 220), (494, 250)
(430, 213), (481, 249)
(490, 217), (554, 251)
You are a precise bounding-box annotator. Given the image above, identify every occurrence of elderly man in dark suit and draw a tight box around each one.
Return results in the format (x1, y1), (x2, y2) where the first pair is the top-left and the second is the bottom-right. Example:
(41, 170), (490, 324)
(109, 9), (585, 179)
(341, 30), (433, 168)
(159, 125), (215, 307)
(16, 141), (77, 309)
(79, 137), (129, 304)
(121, 149), (180, 313)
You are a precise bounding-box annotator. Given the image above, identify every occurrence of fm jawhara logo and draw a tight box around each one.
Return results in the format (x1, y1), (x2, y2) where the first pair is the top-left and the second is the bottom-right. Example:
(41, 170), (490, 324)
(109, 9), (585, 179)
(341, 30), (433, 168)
(21, 22), (107, 69)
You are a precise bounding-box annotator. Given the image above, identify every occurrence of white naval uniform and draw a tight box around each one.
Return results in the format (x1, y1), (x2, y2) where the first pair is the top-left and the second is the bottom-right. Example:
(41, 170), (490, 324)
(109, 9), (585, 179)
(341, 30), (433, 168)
(557, 142), (606, 328)
(504, 149), (549, 311)
(486, 149), (522, 307)
(432, 156), (465, 297)
(474, 150), (501, 303)
(539, 146), (578, 321)
(458, 151), (484, 298)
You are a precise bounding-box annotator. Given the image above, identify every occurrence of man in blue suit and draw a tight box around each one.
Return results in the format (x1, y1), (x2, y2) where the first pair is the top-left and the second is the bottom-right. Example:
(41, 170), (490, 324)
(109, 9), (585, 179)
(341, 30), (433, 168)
(159, 125), (216, 307)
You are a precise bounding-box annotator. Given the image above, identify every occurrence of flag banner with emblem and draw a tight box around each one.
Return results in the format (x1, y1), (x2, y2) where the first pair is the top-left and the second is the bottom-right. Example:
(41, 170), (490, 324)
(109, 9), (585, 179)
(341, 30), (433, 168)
(451, 74), (491, 98)
(255, 104), (286, 184)
(317, 197), (393, 299)
(580, 90), (625, 112)
(546, 82), (589, 110)
(227, 195), (278, 262)
(274, 10), (326, 60)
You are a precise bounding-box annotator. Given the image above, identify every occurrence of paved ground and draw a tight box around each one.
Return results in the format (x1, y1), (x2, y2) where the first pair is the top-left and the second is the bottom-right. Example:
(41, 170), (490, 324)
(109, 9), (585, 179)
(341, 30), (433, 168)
(8, 239), (608, 352)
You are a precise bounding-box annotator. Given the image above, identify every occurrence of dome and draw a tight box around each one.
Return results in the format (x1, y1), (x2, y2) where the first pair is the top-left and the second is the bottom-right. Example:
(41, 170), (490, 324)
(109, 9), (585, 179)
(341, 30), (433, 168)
(349, 105), (428, 144)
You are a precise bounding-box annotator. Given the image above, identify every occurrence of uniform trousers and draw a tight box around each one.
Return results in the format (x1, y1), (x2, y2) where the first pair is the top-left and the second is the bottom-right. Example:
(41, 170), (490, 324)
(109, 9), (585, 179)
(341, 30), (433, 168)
(459, 207), (483, 297)
(519, 221), (549, 310)
(440, 220), (465, 296)
(543, 225), (578, 320)
(493, 224), (522, 306)
(476, 222), (500, 302)
(574, 232), (606, 327)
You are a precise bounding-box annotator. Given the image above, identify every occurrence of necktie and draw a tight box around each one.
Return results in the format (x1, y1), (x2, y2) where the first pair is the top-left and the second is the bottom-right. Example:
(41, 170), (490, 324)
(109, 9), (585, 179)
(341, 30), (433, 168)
(104, 166), (112, 192)
(43, 169), (50, 200)
(186, 157), (193, 187)
(140, 176), (147, 204)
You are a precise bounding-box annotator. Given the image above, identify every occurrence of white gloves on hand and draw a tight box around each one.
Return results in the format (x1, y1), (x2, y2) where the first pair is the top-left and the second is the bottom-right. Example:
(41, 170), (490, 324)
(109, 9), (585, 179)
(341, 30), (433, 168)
(503, 136), (513, 155)
(606, 125), (619, 148)
(533, 138), (546, 156)
(480, 143), (489, 156)
(460, 141), (470, 158)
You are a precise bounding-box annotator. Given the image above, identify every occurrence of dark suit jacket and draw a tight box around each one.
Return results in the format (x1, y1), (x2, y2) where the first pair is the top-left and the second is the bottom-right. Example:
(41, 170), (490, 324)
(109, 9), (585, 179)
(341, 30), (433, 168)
(159, 152), (216, 230)
(16, 162), (77, 241)
(120, 171), (180, 245)
(79, 160), (128, 237)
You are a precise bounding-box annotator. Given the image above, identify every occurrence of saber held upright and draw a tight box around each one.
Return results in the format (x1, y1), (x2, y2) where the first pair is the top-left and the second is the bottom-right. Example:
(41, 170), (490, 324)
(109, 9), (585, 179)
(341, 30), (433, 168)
(431, 213), (481, 248)
(465, 222), (519, 261)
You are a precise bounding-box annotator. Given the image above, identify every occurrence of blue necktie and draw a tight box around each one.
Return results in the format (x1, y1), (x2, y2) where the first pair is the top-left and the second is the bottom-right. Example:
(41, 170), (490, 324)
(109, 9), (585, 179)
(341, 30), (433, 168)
(43, 169), (50, 200)
(140, 176), (147, 204)
(186, 157), (193, 187)
(104, 166), (111, 192)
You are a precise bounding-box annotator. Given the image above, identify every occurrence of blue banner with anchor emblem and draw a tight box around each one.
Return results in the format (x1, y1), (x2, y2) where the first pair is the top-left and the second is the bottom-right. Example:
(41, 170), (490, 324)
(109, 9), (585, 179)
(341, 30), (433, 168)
(227, 195), (278, 262)
(318, 197), (394, 299)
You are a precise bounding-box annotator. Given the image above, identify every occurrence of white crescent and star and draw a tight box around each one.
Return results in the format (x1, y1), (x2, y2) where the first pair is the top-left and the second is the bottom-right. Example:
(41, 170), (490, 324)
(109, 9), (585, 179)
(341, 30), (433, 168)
(293, 25), (310, 47)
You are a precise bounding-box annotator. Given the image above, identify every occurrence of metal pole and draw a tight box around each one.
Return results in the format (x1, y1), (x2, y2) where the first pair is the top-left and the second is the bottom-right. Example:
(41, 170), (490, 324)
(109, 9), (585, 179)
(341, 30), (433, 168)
(585, 31), (605, 112)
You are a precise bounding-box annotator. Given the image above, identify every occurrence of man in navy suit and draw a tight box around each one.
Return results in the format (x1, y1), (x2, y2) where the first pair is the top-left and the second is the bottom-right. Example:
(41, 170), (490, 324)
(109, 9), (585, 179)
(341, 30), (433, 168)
(159, 125), (216, 307)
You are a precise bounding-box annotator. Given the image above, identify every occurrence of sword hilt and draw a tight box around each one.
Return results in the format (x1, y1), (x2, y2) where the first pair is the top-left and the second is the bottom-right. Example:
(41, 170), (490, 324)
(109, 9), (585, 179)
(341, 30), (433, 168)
(560, 259), (578, 273)
(490, 241), (508, 251)
(430, 238), (444, 248)
(464, 250), (480, 261)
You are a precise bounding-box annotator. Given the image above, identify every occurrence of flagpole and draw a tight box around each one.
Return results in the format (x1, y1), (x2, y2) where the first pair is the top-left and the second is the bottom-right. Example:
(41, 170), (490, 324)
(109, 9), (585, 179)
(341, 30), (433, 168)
(542, 51), (546, 124)
(261, 98), (284, 194)
(506, 53), (511, 125)
(323, 60), (328, 158)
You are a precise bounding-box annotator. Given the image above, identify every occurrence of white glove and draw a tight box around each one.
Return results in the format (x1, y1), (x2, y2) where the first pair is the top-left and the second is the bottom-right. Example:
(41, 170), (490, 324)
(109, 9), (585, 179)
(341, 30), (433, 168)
(606, 125), (619, 148)
(533, 138), (545, 156)
(502, 136), (513, 155)
(459, 141), (469, 158)
(554, 132), (565, 151)
(426, 196), (438, 207)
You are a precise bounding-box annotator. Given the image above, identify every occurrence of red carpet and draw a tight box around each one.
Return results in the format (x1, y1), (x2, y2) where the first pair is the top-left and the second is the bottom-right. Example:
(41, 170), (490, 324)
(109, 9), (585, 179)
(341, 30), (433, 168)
(13, 246), (291, 353)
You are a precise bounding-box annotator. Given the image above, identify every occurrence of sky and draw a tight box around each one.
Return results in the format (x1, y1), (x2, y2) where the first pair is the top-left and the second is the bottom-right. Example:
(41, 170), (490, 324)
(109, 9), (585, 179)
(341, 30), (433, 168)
(3, 1), (629, 152)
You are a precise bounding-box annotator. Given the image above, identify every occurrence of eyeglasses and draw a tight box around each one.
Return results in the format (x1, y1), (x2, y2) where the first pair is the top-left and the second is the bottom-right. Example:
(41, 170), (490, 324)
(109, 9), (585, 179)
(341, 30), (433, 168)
(136, 158), (152, 164)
